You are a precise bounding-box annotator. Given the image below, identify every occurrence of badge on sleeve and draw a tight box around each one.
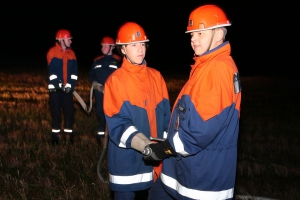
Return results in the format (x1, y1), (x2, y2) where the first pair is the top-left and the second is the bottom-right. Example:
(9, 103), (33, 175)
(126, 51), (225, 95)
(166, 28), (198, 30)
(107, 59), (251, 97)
(175, 114), (179, 130)
(233, 72), (242, 94)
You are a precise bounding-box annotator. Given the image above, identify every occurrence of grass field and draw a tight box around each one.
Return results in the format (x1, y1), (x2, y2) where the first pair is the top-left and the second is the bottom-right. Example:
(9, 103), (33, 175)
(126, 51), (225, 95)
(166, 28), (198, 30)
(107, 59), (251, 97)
(0, 68), (299, 200)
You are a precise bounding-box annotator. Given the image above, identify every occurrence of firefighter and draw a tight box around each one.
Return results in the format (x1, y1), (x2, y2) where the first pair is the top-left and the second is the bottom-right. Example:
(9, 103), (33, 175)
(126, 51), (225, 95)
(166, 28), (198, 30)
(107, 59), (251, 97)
(103, 22), (171, 200)
(146, 5), (242, 200)
(88, 36), (121, 143)
(46, 29), (78, 144)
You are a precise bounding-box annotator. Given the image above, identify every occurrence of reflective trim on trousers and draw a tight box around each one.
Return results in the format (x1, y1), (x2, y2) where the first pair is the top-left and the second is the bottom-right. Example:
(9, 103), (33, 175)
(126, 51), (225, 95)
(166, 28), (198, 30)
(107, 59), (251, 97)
(161, 173), (234, 200)
(109, 171), (153, 185)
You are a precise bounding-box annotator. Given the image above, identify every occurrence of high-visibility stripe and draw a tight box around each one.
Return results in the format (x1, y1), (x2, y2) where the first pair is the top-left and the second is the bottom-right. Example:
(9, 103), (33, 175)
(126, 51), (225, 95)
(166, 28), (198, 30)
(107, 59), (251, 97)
(49, 75), (57, 80)
(52, 129), (60, 133)
(48, 84), (55, 89)
(71, 75), (77, 80)
(109, 171), (153, 185)
(119, 126), (137, 148)
(161, 173), (234, 200)
(94, 65), (102, 69)
(109, 65), (118, 69)
(65, 83), (71, 88)
(163, 131), (168, 139)
(64, 129), (72, 133)
(173, 131), (189, 156)
(97, 131), (105, 135)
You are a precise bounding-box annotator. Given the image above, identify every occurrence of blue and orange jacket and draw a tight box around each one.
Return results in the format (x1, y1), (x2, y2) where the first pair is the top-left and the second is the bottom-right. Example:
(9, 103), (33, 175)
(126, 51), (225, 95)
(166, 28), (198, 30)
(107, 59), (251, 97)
(161, 42), (242, 200)
(103, 57), (171, 192)
(47, 43), (78, 91)
(88, 54), (121, 85)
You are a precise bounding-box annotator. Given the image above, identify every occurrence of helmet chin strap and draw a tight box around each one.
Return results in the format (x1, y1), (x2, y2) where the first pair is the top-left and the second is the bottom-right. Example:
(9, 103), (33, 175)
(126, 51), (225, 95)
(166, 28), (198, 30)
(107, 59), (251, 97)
(196, 29), (215, 56)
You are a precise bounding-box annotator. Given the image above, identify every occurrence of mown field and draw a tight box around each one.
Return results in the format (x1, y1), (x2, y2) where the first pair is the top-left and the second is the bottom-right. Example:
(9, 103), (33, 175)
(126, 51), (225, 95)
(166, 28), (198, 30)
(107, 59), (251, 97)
(0, 68), (299, 200)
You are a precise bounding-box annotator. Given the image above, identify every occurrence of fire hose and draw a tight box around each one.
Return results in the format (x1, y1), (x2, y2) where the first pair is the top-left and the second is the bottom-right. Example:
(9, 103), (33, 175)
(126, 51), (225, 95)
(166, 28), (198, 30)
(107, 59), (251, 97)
(72, 82), (109, 183)
(72, 81), (102, 114)
(97, 126), (109, 183)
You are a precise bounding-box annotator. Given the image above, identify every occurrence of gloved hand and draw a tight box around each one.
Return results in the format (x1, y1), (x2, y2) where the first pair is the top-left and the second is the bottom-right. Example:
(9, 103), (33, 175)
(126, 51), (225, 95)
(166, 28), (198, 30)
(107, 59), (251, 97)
(64, 87), (71, 93)
(143, 140), (177, 161)
(93, 81), (104, 92)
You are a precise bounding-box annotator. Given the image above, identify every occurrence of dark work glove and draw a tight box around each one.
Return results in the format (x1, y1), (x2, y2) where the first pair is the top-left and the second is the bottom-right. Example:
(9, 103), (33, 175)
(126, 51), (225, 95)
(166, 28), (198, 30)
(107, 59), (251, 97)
(65, 87), (71, 93)
(143, 140), (177, 161)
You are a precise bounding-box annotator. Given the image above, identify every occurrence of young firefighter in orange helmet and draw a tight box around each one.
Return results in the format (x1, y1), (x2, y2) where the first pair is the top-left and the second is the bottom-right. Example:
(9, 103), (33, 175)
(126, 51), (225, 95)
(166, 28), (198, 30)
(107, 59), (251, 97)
(47, 29), (78, 144)
(145, 5), (242, 200)
(88, 36), (121, 143)
(103, 22), (171, 200)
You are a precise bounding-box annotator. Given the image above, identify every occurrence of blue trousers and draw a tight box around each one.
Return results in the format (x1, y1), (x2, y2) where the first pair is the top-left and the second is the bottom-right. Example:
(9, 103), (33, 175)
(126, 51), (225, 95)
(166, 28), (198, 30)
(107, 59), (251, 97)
(148, 178), (175, 200)
(94, 90), (106, 134)
(113, 189), (149, 200)
(49, 92), (74, 131)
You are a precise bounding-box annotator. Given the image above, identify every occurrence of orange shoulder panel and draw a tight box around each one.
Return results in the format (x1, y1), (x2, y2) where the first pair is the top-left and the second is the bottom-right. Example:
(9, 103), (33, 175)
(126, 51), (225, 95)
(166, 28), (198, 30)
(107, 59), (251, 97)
(190, 60), (237, 121)
(94, 55), (104, 62)
(112, 54), (121, 61)
(46, 46), (64, 65)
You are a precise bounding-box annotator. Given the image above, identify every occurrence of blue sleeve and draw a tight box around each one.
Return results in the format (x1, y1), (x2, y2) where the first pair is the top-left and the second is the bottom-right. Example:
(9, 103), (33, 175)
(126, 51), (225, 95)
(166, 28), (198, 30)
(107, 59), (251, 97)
(68, 60), (78, 90)
(47, 58), (62, 89)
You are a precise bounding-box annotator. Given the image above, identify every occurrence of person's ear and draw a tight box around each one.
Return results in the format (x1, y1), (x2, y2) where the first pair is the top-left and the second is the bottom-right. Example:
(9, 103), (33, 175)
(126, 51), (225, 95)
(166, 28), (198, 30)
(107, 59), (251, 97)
(121, 46), (126, 55)
(215, 28), (224, 42)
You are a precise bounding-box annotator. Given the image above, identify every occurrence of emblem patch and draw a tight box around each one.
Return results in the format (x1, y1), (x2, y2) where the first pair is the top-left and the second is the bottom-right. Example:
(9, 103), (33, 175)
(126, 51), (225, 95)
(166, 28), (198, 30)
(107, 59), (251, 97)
(136, 31), (141, 38)
(233, 72), (242, 94)
(178, 104), (186, 113)
(189, 20), (193, 27)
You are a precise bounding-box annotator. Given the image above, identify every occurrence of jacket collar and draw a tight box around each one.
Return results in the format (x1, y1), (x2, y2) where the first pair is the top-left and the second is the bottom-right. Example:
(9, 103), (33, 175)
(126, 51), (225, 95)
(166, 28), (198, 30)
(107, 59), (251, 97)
(121, 57), (148, 81)
(191, 41), (231, 69)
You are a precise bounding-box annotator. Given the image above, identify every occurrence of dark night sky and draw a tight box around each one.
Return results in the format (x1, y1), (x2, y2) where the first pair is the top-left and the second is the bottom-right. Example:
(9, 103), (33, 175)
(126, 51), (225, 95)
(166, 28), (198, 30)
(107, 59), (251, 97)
(0, 1), (296, 76)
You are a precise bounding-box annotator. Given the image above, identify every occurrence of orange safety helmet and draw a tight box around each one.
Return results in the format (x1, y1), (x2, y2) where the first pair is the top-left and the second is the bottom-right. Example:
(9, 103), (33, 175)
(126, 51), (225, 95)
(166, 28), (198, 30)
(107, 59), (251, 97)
(56, 29), (72, 40)
(101, 36), (115, 46)
(116, 22), (149, 45)
(186, 5), (231, 33)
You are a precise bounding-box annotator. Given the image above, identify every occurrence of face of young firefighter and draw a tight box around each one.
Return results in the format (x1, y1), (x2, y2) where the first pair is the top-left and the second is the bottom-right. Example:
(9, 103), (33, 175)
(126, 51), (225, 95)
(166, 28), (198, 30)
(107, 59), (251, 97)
(122, 42), (146, 64)
(190, 29), (216, 56)
(190, 28), (224, 56)
(101, 44), (113, 55)
(60, 38), (72, 50)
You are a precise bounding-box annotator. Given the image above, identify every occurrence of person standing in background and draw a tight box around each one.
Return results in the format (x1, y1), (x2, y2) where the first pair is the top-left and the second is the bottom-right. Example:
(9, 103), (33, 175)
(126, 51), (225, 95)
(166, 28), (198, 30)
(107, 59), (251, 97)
(88, 36), (121, 143)
(47, 29), (78, 144)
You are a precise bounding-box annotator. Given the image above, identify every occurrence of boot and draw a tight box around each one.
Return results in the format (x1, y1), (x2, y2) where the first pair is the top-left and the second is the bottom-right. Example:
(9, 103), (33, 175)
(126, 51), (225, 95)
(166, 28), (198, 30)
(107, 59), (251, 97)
(69, 133), (74, 144)
(52, 133), (59, 145)
(65, 132), (74, 144)
(97, 134), (105, 145)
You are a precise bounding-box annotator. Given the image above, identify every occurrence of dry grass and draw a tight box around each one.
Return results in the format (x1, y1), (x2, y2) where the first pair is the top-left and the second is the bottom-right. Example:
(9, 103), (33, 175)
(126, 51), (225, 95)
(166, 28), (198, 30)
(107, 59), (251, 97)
(0, 69), (299, 199)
